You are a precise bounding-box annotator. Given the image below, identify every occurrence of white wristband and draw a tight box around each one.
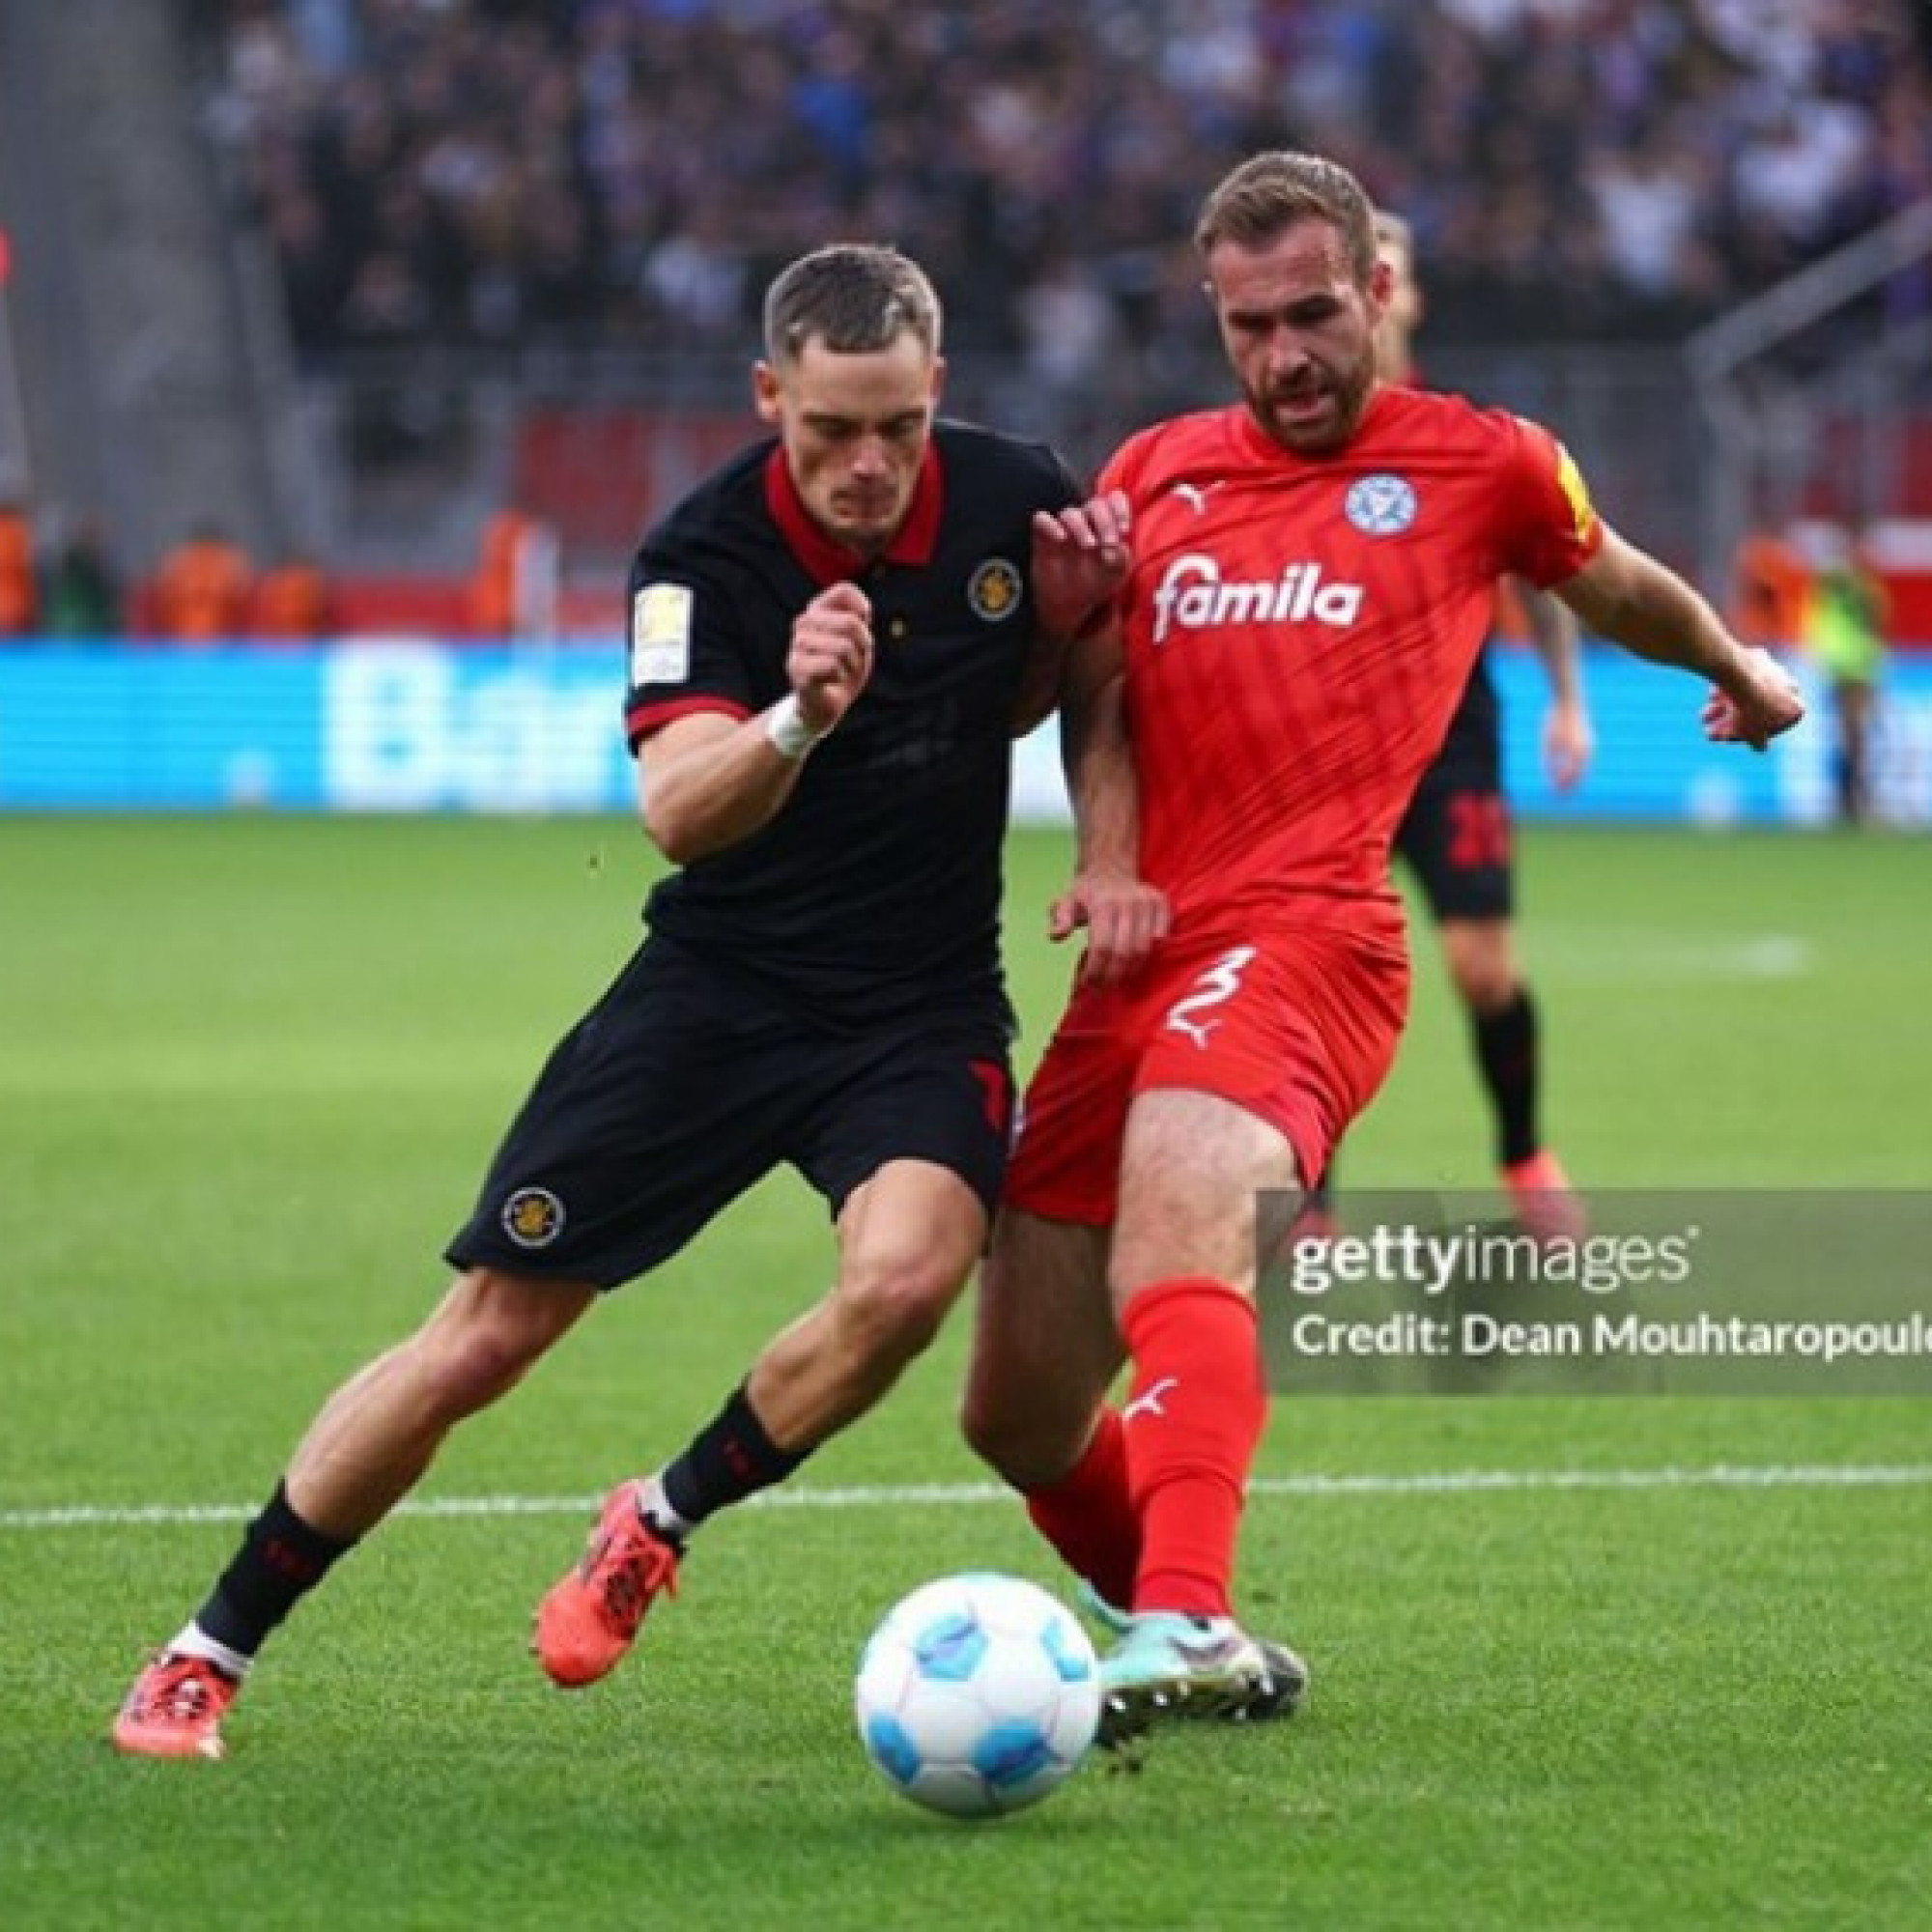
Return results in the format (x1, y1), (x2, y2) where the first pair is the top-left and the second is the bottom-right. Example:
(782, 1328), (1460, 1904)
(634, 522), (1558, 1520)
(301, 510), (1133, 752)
(763, 694), (831, 762)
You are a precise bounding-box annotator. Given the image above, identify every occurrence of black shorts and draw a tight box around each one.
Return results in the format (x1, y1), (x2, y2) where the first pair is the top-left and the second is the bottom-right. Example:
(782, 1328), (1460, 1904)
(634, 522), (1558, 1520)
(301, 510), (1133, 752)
(1394, 723), (1515, 924)
(445, 940), (1015, 1289)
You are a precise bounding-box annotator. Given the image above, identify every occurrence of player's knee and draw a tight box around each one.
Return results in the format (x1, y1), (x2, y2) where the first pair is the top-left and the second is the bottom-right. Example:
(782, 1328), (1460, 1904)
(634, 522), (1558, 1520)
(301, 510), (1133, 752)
(958, 1371), (1016, 1471)
(1444, 942), (1520, 1013)
(404, 1327), (526, 1420)
(959, 1318), (1099, 1485)
(413, 1269), (581, 1416)
(836, 1254), (964, 1366)
(959, 1381), (1063, 1487)
(1458, 961), (1521, 1014)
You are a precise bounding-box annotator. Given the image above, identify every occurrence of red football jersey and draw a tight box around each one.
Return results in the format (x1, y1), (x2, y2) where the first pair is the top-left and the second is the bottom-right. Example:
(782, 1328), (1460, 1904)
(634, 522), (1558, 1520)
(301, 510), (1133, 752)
(1103, 384), (1603, 932)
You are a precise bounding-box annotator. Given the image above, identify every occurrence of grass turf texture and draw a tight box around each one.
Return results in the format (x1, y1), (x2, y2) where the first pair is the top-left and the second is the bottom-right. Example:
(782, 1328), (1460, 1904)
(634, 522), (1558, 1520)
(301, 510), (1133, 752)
(3, 815), (1930, 1929)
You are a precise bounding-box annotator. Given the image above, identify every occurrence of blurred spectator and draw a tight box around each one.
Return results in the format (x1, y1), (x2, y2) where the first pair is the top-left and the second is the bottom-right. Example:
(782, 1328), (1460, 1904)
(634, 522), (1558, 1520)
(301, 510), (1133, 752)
(150, 523), (254, 643)
(1586, 129), (1714, 301)
(253, 550), (338, 639)
(1013, 244), (1123, 444)
(205, 0), (1932, 368)
(339, 248), (434, 348)
(262, 185), (352, 355)
(643, 197), (750, 342)
(39, 512), (125, 638)
(0, 497), (37, 635)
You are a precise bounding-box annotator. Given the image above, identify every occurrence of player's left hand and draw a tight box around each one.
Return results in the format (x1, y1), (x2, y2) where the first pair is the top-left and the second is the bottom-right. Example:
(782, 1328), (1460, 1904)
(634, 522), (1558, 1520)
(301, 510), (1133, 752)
(1703, 645), (1805, 750)
(1049, 867), (1170, 987)
(1543, 697), (1594, 792)
(1031, 491), (1131, 643)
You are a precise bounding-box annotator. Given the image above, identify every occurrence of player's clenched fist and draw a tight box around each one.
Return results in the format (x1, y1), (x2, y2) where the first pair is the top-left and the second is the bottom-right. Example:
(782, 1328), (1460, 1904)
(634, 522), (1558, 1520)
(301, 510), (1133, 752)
(1702, 644), (1805, 751)
(789, 581), (874, 734)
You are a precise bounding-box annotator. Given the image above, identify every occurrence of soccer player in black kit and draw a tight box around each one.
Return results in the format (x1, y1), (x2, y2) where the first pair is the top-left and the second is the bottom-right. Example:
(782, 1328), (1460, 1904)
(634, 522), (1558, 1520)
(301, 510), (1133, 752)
(114, 243), (1156, 1758)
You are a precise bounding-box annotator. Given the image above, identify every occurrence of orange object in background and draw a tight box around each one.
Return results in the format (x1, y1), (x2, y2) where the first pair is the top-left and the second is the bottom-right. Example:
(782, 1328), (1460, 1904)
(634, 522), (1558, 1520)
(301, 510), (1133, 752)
(1733, 532), (1813, 647)
(253, 554), (336, 639)
(471, 509), (530, 638)
(0, 500), (37, 633)
(470, 508), (558, 639)
(150, 526), (253, 641)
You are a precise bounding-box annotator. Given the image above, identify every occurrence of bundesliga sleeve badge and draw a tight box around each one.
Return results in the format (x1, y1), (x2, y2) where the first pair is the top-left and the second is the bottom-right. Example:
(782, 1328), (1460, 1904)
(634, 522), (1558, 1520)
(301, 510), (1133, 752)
(630, 582), (695, 686)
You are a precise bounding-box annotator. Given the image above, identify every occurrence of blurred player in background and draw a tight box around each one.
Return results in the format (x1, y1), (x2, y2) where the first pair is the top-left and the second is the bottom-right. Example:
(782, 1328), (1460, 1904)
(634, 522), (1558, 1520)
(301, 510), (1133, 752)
(1299, 211), (1594, 1244)
(1802, 526), (1889, 825)
(113, 242), (1160, 1761)
(963, 149), (1804, 1743)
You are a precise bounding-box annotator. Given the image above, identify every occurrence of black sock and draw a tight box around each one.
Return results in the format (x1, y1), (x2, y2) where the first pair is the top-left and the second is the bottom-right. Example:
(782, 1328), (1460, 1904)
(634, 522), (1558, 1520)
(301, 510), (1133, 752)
(659, 1383), (808, 1528)
(194, 1481), (355, 1659)
(1472, 988), (1540, 1168)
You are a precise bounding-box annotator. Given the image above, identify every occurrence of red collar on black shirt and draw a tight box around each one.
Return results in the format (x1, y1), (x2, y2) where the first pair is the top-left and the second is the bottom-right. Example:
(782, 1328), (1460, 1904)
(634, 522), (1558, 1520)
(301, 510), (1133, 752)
(762, 442), (946, 585)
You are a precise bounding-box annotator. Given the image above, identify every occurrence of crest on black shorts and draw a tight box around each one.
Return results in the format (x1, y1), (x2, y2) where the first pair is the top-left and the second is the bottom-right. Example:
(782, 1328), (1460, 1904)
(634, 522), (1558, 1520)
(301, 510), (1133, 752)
(967, 558), (1023, 622)
(501, 1186), (566, 1249)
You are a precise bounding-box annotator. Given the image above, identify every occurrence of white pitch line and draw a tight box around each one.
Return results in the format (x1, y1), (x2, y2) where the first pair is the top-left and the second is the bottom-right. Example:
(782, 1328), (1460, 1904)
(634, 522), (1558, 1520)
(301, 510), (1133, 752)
(1536, 931), (1816, 983)
(4, 1463), (1930, 1532)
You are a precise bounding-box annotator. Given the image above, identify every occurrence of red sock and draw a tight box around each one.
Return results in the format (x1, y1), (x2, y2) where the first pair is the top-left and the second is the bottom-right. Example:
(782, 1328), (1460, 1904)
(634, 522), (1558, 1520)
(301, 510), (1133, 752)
(1120, 1277), (1266, 1619)
(1021, 1407), (1139, 1612)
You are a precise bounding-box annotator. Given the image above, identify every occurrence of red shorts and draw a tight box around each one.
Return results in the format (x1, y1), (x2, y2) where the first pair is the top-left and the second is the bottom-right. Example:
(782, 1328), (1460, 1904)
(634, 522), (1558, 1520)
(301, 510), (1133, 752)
(1005, 919), (1410, 1226)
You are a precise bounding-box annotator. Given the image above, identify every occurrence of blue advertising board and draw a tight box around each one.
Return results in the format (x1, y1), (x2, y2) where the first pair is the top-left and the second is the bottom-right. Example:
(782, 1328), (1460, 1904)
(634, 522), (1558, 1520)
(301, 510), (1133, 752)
(0, 639), (1926, 824)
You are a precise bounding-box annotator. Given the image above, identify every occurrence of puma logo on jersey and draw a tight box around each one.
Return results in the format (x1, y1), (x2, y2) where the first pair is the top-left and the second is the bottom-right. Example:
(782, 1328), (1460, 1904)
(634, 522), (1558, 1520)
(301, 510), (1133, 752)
(1122, 1377), (1179, 1422)
(1150, 553), (1363, 645)
(1164, 1009), (1220, 1049)
(1172, 481), (1225, 514)
(1162, 945), (1255, 1050)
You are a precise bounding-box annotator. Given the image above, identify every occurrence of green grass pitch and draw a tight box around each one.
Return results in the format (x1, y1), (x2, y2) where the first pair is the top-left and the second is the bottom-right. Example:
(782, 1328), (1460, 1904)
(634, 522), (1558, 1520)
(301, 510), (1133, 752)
(2, 815), (1930, 1928)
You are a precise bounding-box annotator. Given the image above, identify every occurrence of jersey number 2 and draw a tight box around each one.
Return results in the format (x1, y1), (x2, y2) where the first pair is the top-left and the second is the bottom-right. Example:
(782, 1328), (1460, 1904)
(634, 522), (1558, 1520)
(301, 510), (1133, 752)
(1163, 946), (1257, 1049)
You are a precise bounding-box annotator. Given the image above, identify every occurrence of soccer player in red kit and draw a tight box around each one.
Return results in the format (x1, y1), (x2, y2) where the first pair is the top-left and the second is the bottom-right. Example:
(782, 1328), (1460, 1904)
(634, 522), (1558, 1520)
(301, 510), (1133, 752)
(961, 150), (1804, 1743)
(1295, 209), (1596, 1247)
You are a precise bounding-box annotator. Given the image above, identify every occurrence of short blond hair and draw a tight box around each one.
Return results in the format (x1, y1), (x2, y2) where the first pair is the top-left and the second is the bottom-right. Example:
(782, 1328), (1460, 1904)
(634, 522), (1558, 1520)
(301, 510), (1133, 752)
(762, 244), (942, 364)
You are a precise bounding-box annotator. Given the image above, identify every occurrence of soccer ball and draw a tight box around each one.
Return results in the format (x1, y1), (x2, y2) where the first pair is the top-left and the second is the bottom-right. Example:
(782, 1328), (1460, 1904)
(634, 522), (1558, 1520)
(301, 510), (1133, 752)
(853, 1572), (1101, 1819)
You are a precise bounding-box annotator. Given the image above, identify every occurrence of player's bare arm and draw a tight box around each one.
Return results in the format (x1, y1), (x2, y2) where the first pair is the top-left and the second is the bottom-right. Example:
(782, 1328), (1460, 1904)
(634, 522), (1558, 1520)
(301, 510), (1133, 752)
(639, 582), (875, 864)
(1051, 620), (1171, 987)
(1552, 526), (1804, 750)
(1012, 492), (1134, 735)
(1517, 578), (1592, 791)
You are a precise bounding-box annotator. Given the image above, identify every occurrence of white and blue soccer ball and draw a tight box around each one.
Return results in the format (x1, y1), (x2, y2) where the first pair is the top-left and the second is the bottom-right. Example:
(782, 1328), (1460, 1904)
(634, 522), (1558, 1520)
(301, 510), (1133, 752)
(853, 1572), (1101, 1819)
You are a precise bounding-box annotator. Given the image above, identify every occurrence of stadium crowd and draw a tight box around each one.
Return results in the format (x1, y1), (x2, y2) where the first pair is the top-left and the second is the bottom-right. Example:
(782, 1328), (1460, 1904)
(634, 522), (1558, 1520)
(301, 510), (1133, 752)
(210, 0), (1932, 380)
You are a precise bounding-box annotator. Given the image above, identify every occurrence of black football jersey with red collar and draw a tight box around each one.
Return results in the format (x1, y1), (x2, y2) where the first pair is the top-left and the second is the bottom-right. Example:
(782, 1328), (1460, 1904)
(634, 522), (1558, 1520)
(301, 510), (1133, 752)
(623, 419), (1082, 1023)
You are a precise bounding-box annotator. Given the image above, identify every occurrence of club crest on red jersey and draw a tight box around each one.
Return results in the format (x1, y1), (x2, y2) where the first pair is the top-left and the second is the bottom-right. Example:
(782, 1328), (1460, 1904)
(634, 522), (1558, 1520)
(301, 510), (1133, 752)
(1344, 473), (1418, 536)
